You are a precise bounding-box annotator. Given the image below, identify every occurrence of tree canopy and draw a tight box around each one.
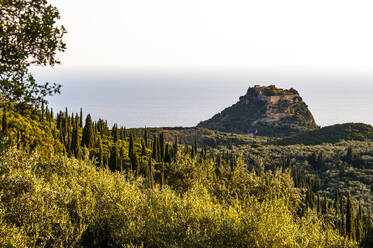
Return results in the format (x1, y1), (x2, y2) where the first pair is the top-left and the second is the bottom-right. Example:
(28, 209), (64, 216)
(0, 0), (66, 106)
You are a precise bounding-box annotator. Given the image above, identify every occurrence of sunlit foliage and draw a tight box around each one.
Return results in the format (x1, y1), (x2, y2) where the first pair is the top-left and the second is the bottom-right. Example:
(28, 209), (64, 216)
(0, 148), (356, 247)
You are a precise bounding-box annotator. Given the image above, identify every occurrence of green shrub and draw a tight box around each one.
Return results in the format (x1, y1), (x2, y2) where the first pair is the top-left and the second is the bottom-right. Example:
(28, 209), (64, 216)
(0, 148), (355, 247)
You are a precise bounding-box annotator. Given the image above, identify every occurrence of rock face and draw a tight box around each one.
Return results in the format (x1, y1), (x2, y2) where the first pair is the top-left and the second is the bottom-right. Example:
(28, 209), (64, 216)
(198, 85), (318, 137)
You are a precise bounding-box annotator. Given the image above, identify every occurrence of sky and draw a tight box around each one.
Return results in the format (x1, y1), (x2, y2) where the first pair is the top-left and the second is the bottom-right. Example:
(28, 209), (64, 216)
(50, 0), (373, 71)
(33, 0), (373, 127)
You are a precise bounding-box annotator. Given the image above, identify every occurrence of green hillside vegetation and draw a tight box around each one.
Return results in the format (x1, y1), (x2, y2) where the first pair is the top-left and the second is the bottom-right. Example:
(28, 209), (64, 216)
(2, 1), (372, 247)
(0, 105), (63, 156)
(0, 104), (149, 174)
(276, 123), (373, 146)
(128, 127), (270, 148)
(0, 103), (372, 247)
(219, 141), (373, 211)
(0, 147), (357, 247)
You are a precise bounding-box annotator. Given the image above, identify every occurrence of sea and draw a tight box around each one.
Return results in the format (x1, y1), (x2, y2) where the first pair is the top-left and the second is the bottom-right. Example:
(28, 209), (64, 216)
(34, 68), (373, 128)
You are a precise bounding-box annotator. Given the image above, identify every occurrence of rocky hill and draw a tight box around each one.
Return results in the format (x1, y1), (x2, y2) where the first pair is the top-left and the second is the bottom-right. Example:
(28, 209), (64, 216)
(198, 85), (318, 137)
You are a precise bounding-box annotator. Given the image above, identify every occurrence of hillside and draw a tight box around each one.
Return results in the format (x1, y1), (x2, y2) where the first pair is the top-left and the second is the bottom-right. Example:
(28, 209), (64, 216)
(276, 123), (373, 146)
(198, 85), (317, 137)
(1, 1), (372, 246)
(0, 103), (371, 246)
(128, 127), (270, 148)
(1, 147), (357, 247)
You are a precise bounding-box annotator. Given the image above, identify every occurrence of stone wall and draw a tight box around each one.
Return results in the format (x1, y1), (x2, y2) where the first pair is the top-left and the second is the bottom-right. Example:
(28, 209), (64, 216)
(258, 94), (296, 105)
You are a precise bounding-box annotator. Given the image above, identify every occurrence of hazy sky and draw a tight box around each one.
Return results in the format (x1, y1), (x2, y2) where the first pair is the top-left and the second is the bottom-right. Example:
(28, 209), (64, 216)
(36, 0), (373, 127)
(50, 0), (373, 71)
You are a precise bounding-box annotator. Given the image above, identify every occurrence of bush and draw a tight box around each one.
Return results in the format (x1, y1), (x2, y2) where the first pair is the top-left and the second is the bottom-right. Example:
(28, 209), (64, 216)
(0, 148), (355, 247)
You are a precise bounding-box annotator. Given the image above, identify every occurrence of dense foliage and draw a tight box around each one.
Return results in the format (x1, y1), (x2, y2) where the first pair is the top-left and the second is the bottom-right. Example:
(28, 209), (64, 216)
(276, 123), (373, 146)
(0, 0), (66, 106)
(0, 104), (372, 247)
(1, 2), (371, 247)
(0, 148), (357, 247)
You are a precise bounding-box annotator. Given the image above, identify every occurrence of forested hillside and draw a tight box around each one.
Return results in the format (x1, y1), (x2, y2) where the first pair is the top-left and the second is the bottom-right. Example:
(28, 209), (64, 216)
(1, 0), (372, 247)
(0, 103), (372, 247)
(276, 123), (373, 146)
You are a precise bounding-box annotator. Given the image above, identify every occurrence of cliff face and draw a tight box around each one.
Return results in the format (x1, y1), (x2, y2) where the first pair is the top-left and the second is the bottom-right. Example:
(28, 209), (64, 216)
(198, 85), (317, 137)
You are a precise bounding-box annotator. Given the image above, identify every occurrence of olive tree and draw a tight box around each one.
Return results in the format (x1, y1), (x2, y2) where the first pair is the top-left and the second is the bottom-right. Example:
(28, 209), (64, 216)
(0, 0), (66, 106)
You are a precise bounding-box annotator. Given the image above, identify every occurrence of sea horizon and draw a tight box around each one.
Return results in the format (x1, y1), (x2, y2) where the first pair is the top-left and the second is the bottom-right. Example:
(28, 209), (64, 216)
(33, 67), (373, 129)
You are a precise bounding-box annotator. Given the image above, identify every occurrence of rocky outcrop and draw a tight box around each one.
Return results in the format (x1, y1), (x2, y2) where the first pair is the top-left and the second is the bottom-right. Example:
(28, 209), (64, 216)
(198, 85), (317, 137)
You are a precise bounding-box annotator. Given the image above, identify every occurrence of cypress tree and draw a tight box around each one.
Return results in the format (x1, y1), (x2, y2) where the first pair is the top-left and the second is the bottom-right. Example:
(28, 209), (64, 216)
(134, 154), (140, 176)
(145, 158), (150, 179)
(335, 191), (340, 212)
(56, 113), (60, 129)
(317, 193), (321, 215)
(305, 185), (312, 209)
(316, 151), (324, 169)
(340, 195), (346, 236)
(119, 145), (125, 171)
(109, 145), (119, 171)
(157, 137), (161, 162)
(97, 119), (105, 137)
(173, 136), (178, 158)
(81, 114), (94, 148)
(164, 143), (170, 163)
(361, 225), (373, 248)
(119, 126), (125, 140)
(65, 107), (68, 125)
(74, 113), (79, 127)
(82, 147), (89, 161)
(201, 145), (207, 160)
(70, 113), (74, 126)
(184, 142), (189, 154)
(322, 196), (327, 215)
(346, 147), (353, 164)
(64, 113), (68, 144)
(79, 108), (83, 128)
(112, 124), (119, 143)
(97, 137), (103, 166)
(141, 139), (146, 156)
(50, 108), (54, 121)
(144, 127), (148, 147)
(335, 191), (342, 232)
(194, 137), (198, 156)
(120, 156), (124, 173)
(307, 152), (317, 168)
(159, 133), (165, 161)
(46, 106), (51, 125)
(161, 162), (165, 189)
(346, 191), (356, 240)
(66, 126), (71, 156)
(149, 159), (154, 190)
(122, 127), (126, 140)
(128, 133), (139, 174)
(152, 137), (158, 161)
(59, 116), (64, 144)
(364, 216), (370, 242)
(129, 133), (135, 159)
(2, 107), (8, 135)
(45, 106), (49, 120)
(71, 123), (81, 159)
(118, 146), (124, 172)
(356, 202), (364, 242)
(40, 102), (44, 122)
(105, 154), (110, 170)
